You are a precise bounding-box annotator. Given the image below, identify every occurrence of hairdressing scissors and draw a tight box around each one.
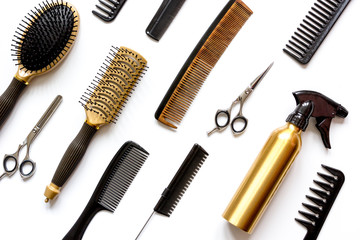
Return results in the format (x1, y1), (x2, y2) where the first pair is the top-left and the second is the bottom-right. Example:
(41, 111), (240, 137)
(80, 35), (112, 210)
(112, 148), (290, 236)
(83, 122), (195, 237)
(207, 63), (273, 136)
(0, 95), (62, 180)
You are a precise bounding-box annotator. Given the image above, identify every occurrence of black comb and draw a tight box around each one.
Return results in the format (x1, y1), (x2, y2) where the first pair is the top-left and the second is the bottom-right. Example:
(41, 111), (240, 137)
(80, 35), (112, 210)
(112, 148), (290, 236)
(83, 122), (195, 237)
(283, 0), (351, 64)
(295, 164), (345, 240)
(135, 144), (208, 239)
(92, 0), (127, 22)
(63, 141), (149, 240)
(146, 0), (187, 41)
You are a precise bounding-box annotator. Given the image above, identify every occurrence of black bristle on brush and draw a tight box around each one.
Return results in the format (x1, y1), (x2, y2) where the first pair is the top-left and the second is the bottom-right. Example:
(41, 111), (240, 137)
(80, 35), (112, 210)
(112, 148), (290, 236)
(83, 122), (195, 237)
(135, 144), (208, 239)
(295, 164), (345, 240)
(63, 141), (149, 240)
(0, 0), (79, 128)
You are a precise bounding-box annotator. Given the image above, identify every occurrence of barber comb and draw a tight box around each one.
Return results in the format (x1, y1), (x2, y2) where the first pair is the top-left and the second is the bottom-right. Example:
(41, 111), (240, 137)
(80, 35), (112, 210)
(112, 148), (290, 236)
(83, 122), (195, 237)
(295, 164), (345, 240)
(44, 46), (147, 202)
(92, 0), (127, 22)
(63, 141), (149, 240)
(283, 0), (351, 64)
(135, 144), (208, 239)
(155, 0), (252, 129)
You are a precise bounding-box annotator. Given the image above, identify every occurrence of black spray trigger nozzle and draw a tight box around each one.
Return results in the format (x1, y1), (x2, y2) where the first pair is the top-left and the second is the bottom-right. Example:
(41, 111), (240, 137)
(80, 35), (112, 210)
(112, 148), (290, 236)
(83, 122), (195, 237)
(291, 90), (348, 149)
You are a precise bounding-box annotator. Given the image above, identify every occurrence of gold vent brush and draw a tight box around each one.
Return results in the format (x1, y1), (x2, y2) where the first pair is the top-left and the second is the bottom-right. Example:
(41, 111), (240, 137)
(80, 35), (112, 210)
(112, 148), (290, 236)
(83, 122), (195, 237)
(154, 0), (252, 129)
(44, 46), (147, 202)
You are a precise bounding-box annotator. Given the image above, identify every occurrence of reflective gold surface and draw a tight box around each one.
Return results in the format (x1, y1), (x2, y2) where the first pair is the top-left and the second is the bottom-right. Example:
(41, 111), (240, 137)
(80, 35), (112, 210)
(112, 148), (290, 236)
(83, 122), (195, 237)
(223, 123), (302, 233)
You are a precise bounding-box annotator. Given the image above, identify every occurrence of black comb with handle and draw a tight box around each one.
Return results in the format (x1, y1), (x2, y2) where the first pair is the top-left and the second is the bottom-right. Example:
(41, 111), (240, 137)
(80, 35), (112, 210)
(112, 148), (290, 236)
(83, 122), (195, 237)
(283, 0), (351, 64)
(63, 141), (149, 240)
(92, 0), (127, 22)
(295, 164), (345, 240)
(135, 144), (208, 239)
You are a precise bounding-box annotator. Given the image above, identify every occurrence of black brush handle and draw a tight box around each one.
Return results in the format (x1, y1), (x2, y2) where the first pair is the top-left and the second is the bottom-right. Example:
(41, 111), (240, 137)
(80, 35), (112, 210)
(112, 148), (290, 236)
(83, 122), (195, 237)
(0, 78), (27, 128)
(63, 201), (105, 240)
(52, 122), (98, 187)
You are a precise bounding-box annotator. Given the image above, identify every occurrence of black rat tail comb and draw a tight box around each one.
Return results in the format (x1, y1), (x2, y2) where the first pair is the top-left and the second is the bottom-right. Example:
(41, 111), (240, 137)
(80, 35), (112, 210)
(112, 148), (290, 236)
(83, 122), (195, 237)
(283, 0), (351, 64)
(0, 0), (79, 128)
(135, 144), (208, 239)
(295, 164), (345, 240)
(63, 141), (149, 240)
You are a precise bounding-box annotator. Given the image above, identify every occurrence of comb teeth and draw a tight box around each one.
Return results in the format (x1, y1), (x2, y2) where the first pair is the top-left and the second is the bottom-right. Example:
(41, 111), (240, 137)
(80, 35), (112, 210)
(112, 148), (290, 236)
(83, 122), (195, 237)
(11, 0), (79, 72)
(92, 0), (127, 22)
(155, 0), (252, 129)
(283, 0), (351, 64)
(97, 142), (149, 212)
(295, 164), (344, 240)
(154, 144), (209, 217)
(80, 46), (147, 126)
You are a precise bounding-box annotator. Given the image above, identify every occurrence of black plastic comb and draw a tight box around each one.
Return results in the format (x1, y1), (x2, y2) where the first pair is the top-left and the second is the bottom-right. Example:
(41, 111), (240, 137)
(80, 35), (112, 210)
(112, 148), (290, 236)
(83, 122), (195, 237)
(283, 0), (351, 64)
(135, 144), (208, 239)
(146, 0), (187, 41)
(63, 141), (149, 240)
(92, 0), (127, 22)
(295, 164), (345, 240)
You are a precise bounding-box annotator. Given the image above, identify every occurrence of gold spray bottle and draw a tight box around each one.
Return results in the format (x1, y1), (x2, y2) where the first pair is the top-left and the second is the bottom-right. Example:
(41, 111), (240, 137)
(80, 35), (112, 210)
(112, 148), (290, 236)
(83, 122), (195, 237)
(222, 90), (348, 233)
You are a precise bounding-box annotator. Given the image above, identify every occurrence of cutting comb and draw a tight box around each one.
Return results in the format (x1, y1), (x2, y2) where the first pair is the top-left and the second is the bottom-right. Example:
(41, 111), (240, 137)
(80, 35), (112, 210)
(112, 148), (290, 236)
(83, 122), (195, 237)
(44, 46), (147, 202)
(92, 0), (127, 22)
(283, 0), (351, 64)
(154, 0), (252, 129)
(63, 141), (149, 240)
(295, 164), (345, 240)
(135, 144), (208, 239)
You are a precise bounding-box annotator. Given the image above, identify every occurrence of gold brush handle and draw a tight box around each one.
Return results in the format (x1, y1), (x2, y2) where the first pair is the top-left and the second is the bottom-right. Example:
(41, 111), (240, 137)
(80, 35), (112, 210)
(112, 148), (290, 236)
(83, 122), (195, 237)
(0, 78), (27, 128)
(44, 122), (98, 202)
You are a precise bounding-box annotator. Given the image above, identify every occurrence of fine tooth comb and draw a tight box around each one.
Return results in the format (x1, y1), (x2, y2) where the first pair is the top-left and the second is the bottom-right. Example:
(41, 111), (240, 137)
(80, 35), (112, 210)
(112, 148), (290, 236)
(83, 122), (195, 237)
(146, 0), (187, 41)
(154, 0), (252, 129)
(92, 0), (127, 22)
(135, 144), (208, 239)
(44, 46), (147, 202)
(295, 164), (345, 240)
(63, 141), (149, 240)
(283, 0), (351, 64)
(0, 0), (79, 128)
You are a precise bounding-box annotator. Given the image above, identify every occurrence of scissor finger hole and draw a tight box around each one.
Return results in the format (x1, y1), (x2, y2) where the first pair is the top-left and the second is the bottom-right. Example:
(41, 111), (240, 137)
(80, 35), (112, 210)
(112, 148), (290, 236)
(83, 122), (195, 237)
(3, 156), (17, 172)
(231, 117), (248, 134)
(19, 160), (35, 177)
(215, 111), (230, 128)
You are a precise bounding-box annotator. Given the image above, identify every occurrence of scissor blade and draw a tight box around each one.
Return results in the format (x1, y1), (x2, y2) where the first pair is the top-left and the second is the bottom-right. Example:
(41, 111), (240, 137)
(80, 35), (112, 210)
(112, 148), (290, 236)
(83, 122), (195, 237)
(250, 62), (274, 90)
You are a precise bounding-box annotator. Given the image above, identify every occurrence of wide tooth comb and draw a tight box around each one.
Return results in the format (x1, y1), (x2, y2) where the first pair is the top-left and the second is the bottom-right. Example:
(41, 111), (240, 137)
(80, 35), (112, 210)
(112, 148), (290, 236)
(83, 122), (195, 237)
(44, 46), (147, 202)
(135, 144), (208, 239)
(295, 164), (345, 240)
(63, 141), (149, 240)
(92, 0), (127, 22)
(283, 0), (351, 64)
(154, 0), (252, 129)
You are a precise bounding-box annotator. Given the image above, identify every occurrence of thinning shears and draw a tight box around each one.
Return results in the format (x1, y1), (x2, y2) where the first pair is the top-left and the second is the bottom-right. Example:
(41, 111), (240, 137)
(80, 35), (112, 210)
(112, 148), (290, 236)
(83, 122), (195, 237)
(0, 95), (62, 180)
(208, 63), (273, 136)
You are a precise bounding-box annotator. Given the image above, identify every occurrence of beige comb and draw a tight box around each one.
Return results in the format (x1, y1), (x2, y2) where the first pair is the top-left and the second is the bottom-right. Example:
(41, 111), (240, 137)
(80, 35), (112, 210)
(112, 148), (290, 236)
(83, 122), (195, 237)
(155, 0), (252, 129)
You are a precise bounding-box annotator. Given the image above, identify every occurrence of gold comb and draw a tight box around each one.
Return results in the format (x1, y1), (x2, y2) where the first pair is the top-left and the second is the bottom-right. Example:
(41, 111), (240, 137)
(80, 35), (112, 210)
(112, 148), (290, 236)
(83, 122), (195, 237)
(154, 0), (252, 129)
(44, 46), (147, 202)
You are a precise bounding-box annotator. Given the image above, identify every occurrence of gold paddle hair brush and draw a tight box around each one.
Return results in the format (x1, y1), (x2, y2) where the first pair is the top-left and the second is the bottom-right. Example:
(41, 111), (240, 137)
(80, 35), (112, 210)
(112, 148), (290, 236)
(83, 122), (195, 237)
(0, 0), (79, 128)
(44, 46), (147, 202)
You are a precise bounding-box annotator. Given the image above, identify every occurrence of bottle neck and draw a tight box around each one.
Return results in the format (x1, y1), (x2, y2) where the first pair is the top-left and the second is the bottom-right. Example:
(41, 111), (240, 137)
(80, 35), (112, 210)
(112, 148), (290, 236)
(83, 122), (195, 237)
(286, 122), (302, 133)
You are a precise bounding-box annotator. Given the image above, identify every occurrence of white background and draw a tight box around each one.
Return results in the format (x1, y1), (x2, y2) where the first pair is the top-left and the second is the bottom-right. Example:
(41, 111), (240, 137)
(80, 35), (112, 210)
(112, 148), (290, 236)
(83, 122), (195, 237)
(0, 0), (359, 239)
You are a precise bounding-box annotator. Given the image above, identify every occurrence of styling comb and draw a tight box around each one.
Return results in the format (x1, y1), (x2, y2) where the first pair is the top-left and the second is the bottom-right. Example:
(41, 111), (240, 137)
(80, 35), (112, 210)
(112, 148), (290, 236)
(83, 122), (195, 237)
(63, 141), (149, 240)
(44, 46), (147, 202)
(0, 0), (79, 128)
(154, 0), (252, 129)
(283, 0), (351, 64)
(146, 0), (187, 41)
(135, 144), (208, 239)
(92, 0), (127, 22)
(295, 164), (345, 240)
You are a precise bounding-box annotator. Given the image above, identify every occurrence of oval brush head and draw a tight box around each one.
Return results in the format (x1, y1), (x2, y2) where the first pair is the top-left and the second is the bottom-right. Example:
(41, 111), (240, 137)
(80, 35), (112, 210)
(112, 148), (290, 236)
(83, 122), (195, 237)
(11, 0), (79, 82)
(80, 46), (148, 127)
